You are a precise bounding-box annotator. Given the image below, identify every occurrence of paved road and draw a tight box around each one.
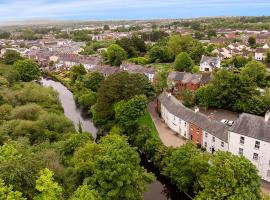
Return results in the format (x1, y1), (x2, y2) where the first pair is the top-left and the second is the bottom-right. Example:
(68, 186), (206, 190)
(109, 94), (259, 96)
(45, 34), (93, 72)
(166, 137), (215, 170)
(148, 101), (186, 148)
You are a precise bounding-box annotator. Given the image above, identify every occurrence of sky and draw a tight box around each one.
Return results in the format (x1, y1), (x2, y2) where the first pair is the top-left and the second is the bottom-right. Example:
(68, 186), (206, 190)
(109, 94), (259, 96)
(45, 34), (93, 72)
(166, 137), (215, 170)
(0, 0), (269, 21)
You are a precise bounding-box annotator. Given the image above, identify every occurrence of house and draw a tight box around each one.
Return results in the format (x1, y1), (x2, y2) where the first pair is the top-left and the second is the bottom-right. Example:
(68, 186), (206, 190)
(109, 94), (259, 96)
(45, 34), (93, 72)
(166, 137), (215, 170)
(89, 66), (121, 77)
(120, 62), (156, 83)
(228, 112), (270, 182)
(158, 91), (229, 153)
(200, 56), (221, 72)
(256, 33), (270, 45)
(167, 72), (211, 94)
(255, 48), (267, 61)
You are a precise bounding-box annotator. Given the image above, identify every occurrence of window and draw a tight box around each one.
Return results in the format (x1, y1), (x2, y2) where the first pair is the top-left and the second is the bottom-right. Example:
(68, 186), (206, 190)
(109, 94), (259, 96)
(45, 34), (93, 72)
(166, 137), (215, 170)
(221, 142), (224, 147)
(205, 142), (207, 148)
(205, 133), (208, 138)
(212, 136), (215, 142)
(185, 122), (187, 127)
(240, 136), (245, 144)
(253, 153), (258, 161)
(238, 148), (243, 155)
(173, 116), (175, 120)
(255, 141), (260, 149)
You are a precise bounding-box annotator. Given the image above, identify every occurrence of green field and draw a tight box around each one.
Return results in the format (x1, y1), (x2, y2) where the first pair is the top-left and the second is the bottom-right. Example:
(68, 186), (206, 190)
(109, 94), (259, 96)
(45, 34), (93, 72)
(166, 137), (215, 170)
(138, 111), (159, 140)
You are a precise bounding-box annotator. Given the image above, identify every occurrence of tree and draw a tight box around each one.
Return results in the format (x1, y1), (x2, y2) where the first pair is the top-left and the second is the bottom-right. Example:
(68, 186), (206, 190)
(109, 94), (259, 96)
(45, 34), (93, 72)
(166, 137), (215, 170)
(71, 185), (101, 200)
(70, 65), (87, 83)
(162, 143), (209, 193)
(81, 72), (104, 92)
(88, 135), (154, 200)
(105, 44), (127, 66)
(241, 60), (267, 87)
(196, 152), (261, 200)
(114, 95), (148, 133)
(92, 72), (154, 127)
(34, 168), (62, 200)
(155, 71), (168, 93)
(14, 59), (40, 82)
(207, 30), (217, 39)
(0, 179), (26, 200)
(266, 50), (270, 63)
(174, 52), (194, 72)
(248, 36), (256, 47)
(148, 45), (172, 63)
(3, 50), (23, 65)
(103, 24), (110, 30)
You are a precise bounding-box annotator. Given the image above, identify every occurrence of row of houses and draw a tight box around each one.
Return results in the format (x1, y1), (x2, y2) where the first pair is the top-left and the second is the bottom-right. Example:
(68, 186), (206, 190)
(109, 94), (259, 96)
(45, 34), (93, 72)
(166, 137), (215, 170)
(158, 91), (270, 181)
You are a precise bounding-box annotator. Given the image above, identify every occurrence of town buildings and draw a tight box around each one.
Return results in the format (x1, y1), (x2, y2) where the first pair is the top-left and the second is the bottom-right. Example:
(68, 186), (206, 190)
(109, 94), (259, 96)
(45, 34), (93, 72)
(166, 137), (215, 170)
(158, 91), (270, 182)
(199, 56), (221, 72)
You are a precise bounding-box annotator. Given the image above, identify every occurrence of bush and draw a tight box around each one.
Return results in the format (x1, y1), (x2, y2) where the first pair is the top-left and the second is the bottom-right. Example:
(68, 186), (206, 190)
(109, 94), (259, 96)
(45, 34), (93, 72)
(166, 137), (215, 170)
(10, 104), (42, 120)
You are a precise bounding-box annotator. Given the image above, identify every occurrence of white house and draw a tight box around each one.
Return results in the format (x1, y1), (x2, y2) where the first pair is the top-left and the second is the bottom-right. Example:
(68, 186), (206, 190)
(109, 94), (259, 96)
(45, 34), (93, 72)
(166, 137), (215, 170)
(255, 48), (268, 61)
(202, 130), (229, 153)
(200, 56), (221, 72)
(228, 112), (270, 181)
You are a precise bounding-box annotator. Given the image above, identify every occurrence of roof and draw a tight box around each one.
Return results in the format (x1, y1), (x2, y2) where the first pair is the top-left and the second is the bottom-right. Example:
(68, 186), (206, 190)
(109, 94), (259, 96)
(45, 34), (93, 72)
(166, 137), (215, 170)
(168, 72), (211, 85)
(256, 48), (267, 53)
(158, 91), (229, 142)
(121, 62), (156, 75)
(229, 113), (270, 143)
(200, 56), (220, 68)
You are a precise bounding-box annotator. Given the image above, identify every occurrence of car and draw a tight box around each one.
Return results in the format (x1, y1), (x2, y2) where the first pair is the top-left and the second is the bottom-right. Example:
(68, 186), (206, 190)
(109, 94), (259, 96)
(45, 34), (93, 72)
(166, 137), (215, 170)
(228, 121), (234, 126)
(221, 119), (228, 124)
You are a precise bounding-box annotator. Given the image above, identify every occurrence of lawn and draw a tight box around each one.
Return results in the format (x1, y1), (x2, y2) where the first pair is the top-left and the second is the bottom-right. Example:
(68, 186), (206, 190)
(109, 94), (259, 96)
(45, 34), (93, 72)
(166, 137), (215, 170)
(138, 111), (159, 140)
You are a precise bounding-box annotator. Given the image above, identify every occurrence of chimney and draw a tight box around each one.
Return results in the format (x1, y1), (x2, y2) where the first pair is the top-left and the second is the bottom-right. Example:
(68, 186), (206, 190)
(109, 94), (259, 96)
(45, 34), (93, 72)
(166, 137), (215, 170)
(168, 93), (172, 97)
(265, 110), (270, 122)
(194, 106), (199, 113)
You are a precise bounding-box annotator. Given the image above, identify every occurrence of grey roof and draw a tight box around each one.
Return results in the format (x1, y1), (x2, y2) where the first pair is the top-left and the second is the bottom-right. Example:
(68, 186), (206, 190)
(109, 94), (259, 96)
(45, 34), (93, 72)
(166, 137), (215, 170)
(229, 113), (270, 143)
(168, 72), (211, 85)
(256, 48), (267, 53)
(89, 66), (121, 76)
(158, 91), (229, 142)
(200, 56), (220, 68)
(121, 62), (156, 75)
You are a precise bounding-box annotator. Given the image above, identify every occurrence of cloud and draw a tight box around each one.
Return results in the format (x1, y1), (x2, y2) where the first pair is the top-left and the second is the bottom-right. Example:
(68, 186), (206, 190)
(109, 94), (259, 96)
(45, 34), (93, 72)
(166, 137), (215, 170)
(0, 0), (269, 21)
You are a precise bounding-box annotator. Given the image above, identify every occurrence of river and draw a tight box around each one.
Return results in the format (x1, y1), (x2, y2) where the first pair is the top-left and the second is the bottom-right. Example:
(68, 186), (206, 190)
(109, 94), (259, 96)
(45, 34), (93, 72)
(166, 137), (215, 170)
(40, 77), (191, 200)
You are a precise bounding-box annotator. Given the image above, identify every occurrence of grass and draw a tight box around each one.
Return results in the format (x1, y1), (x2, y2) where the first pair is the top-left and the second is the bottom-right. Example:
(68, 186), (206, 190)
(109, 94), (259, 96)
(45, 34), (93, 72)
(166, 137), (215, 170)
(138, 111), (159, 140)
(148, 63), (174, 72)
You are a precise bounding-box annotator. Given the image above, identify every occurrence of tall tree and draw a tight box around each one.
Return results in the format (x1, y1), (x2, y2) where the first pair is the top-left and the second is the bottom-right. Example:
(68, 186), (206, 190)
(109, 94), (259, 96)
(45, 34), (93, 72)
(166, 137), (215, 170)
(162, 143), (209, 193)
(174, 52), (194, 72)
(88, 135), (154, 200)
(104, 44), (127, 66)
(0, 179), (26, 200)
(3, 50), (23, 65)
(34, 168), (62, 200)
(71, 185), (101, 200)
(14, 59), (40, 82)
(69, 65), (87, 83)
(196, 152), (261, 200)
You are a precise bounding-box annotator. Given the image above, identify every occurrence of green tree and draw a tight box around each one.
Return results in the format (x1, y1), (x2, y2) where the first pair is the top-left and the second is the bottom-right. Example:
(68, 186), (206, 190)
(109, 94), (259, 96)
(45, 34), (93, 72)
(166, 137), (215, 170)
(105, 44), (127, 66)
(162, 143), (209, 193)
(70, 65), (87, 83)
(0, 179), (26, 200)
(81, 72), (104, 92)
(103, 24), (110, 31)
(196, 152), (261, 200)
(174, 52), (194, 72)
(241, 60), (267, 87)
(248, 36), (256, 47)
(3, 50), (23, 65)
(148, 45), (172, 63)
(77, 90), (97, 110)
(114, 95), (148, 133)
(266, 49), (270, 63)
(70, 185), (101, 200)
(155, 71), (168, 92)
(92, 72), (154, 127)
(34, 168), (62, 200)
(88, 135), (154, 200)
(14, 59), (40, 82)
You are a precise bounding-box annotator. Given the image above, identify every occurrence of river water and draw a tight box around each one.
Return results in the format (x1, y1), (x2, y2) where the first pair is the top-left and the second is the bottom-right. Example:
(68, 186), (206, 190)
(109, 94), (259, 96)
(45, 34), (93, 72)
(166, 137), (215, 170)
(40, 78), (191, 200)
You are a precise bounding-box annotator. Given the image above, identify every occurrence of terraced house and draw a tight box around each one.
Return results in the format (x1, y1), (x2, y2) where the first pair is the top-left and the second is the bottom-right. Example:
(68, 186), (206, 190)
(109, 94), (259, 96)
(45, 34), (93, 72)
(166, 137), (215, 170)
(158, 91), (270, 181)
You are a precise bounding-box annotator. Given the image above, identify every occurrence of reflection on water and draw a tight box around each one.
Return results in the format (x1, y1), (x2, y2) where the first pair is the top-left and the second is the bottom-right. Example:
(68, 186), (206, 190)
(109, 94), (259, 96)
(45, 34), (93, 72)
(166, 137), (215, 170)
(41, 78), (98, 138)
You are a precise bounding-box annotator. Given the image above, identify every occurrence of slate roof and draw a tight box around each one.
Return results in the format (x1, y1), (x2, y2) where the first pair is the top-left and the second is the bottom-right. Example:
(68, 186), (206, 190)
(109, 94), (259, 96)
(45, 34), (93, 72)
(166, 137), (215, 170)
(168, 72), (211, 85)
(229, 113), (270, 143)
(200, 56), (220, 68)
(256, 48), (267, 53)
(121, 62), (156, 75)
(158, 91), (229, 142)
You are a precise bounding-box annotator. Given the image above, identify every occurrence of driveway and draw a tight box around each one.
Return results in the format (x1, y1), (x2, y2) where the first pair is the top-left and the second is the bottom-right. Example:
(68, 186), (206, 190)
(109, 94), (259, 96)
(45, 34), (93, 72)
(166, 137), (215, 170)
(148, 101), (186, 148)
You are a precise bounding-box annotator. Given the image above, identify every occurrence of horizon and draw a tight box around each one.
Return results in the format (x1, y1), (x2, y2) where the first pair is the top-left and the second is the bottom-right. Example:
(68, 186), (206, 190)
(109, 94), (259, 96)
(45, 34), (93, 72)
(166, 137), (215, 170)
(0, 0), (270, 23)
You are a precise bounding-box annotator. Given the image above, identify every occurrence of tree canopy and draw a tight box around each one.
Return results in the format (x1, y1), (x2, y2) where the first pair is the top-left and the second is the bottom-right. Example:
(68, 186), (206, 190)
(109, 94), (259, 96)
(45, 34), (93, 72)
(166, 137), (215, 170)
(14, 59), (41, 82)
